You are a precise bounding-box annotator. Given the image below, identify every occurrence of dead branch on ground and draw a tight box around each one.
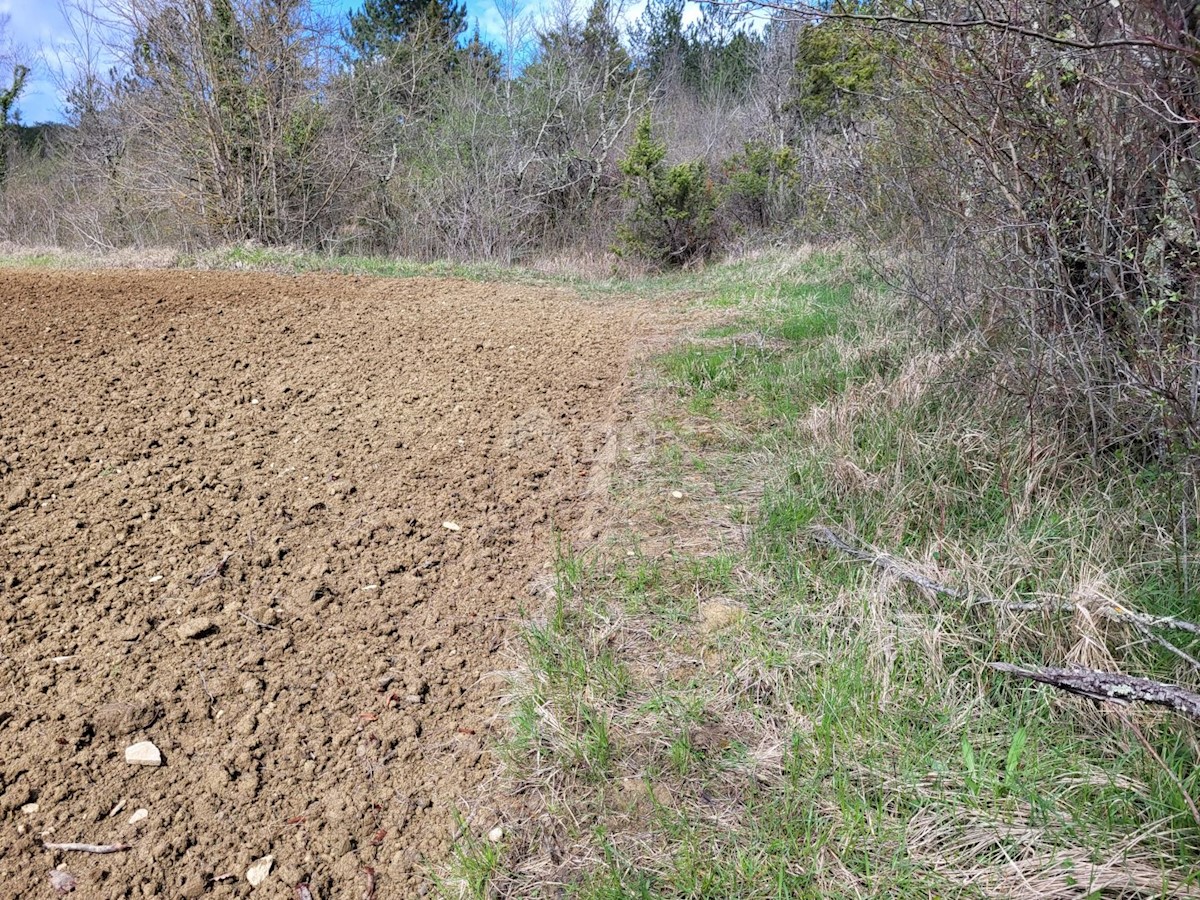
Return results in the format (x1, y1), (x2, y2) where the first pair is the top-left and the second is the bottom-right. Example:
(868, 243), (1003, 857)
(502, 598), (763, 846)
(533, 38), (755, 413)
(989, 663), (1200, 721)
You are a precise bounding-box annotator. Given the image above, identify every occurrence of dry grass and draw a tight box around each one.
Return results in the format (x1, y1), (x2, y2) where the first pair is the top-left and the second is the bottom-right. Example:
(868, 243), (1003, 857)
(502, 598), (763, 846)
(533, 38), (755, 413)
(437, 250), (1200, 899)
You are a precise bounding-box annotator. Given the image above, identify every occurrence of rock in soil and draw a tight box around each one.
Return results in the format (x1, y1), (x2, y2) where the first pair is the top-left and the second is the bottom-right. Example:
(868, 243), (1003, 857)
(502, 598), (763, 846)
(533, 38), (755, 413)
(124, 741), (162, 766)
(245, 854), (274, 888)
(175, 617), (215, 640)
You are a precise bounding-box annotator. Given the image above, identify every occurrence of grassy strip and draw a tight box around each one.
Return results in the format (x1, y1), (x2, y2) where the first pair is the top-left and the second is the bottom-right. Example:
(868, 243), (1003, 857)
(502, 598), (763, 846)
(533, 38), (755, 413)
(0, 243), (559, 286)
(0, 241), (830, 301)
(441, 251), (1200, 898)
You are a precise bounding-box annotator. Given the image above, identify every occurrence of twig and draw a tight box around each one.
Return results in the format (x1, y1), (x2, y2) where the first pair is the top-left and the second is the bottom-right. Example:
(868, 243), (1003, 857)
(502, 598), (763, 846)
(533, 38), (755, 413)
(1132, 621), (1200, 675)
(43, 842), (131, 854)
(989, 662), (1200, 720)
(811, 526), (1200, 643)
(362, 866), (376, 900)
(238, 610), (280, 631)
(194, 661), (215, 703)
(1115, 709), (1200, 828)
(192, 552), (235, 587)
(811, 525), (1071, 610)
(733, 1), (1196, 57)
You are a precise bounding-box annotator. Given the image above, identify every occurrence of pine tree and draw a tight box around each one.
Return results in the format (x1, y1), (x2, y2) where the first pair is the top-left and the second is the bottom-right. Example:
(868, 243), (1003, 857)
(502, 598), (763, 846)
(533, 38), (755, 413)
(617, 115), (716, 266)
(344, 0), (468, 61)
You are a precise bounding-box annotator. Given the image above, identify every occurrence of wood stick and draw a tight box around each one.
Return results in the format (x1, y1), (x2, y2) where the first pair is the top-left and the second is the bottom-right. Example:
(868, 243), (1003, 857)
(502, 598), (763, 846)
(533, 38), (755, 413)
(1115, 709), (1200, 828)
(989, 662), (1200, 720)
(192, 551), (234, 587)
(43, 842), (131, 854)
(812, 525), (1200, 640)
(811, 525), (1072, 610)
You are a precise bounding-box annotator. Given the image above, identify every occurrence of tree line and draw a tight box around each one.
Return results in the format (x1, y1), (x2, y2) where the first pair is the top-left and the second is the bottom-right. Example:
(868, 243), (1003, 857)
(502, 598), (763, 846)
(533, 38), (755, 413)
(0, 0), (831, 263)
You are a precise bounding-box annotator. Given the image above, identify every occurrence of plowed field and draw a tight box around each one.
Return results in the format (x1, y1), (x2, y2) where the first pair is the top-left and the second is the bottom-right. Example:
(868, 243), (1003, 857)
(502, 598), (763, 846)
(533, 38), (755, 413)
(0, 270), (642, 898)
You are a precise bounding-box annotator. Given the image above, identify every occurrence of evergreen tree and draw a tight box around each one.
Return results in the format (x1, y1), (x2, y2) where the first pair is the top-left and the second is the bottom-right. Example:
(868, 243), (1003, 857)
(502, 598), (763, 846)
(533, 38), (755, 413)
(345, 0), (468, 61)
(617, 115), (716, 266)
(631, 0), (761, 100)
(0, 61), (28, 186)
(630, 0), (687, 84)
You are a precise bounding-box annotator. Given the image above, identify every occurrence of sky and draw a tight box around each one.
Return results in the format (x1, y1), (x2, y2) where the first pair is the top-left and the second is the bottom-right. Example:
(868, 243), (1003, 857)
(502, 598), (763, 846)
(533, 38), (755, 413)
(2, 0), (672, 125)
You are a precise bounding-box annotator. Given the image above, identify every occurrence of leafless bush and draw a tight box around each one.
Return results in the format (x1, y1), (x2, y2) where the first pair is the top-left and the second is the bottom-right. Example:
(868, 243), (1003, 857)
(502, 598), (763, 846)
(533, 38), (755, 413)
(761, 2), (1199, 494)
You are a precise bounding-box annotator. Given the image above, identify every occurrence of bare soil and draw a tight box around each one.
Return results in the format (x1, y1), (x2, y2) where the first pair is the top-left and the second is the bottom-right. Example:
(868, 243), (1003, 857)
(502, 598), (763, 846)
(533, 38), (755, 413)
(0, 270), (645, 898)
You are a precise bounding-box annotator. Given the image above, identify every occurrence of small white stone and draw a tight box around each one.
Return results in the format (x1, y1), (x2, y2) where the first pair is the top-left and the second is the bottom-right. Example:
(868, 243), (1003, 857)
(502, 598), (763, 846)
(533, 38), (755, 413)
(246, 855), (274, 888)
(487, 826), (504, 843)
(148, 575), (163, 583)
(124, 740), (162, 766)
(128, 808), (149, 825)
(442, 521), (461, 532)
(108, 799), (126, 818)
(671, 490), (684, 499)
(20, 802), (38, 814)
(48, 870), (77, 894)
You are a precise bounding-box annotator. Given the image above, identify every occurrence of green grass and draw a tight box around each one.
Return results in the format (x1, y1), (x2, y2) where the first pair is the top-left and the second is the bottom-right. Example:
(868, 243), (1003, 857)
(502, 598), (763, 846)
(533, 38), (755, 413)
(0, 242), (848, 308)
(434, 249), (1200, 898)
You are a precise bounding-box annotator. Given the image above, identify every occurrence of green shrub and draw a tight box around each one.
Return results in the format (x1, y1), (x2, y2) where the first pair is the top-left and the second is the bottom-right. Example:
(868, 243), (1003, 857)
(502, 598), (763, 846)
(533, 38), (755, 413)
(721, 141), (800, 230)
(617, 115), (717, 267)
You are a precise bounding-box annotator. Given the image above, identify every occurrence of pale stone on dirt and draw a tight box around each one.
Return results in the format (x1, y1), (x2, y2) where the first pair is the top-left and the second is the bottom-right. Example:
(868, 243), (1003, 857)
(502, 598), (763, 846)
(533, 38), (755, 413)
(124, 740), (162, 766)
(128, 808), (148, 825)
(47, 869), (77, 894)
(671, 490), (684, 499)
(699, 600), (745, 632)
(487, 826), (504, 843)
(20, 802), (38, 814)
(3, 484), (28, 511)
(246, 855), (274, 888)
(176, 617), (214, 640)
(442, 521), (461, 532)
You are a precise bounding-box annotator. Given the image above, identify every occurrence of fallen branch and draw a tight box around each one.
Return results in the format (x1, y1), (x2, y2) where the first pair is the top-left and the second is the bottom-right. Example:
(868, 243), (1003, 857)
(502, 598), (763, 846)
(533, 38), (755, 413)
(811, 526), (1200, 664)
(811, 525), (983, 603)
(43, 842), (131, 854)
(989, 663), (1200, 720)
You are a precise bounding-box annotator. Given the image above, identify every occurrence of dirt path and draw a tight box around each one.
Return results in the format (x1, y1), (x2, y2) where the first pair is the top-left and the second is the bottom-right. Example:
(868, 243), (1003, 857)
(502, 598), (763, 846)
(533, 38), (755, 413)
(0, 270), (647, 898)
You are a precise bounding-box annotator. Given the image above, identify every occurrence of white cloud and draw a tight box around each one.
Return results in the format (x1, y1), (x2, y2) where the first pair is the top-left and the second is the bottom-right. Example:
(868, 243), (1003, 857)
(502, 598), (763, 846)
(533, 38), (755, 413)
(4, 0), (72, 122)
